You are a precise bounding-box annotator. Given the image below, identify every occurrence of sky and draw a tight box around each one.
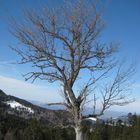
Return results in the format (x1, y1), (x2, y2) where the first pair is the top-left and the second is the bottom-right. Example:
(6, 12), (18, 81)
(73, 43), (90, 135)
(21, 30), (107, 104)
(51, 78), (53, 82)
(0, 0), (140, 113)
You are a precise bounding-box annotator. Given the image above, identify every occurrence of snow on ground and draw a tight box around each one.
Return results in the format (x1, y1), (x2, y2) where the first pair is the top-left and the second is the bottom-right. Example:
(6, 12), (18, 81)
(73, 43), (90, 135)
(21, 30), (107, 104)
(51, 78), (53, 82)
(86, 117), (97, 121)
(6, 100), (34, 113)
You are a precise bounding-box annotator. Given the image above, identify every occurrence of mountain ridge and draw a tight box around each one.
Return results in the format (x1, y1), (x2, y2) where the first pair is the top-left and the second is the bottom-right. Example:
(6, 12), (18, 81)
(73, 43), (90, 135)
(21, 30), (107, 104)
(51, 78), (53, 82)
(0, 89), (72, 126)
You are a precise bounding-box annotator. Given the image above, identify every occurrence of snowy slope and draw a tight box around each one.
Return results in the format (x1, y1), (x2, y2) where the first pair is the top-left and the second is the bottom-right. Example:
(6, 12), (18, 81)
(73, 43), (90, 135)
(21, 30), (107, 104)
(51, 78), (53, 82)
(6, 100), (34, 113)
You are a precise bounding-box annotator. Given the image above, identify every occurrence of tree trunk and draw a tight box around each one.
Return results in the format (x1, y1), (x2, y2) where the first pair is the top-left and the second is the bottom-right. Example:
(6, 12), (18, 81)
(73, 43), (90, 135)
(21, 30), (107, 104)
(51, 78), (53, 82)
(75, 126), (84, 140)
(74, 105), (85, 140)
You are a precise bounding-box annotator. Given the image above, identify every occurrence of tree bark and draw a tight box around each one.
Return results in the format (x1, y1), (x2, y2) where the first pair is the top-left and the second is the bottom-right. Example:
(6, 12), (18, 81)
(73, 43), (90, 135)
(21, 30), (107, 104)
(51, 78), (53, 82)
(75, 126), (84, 140)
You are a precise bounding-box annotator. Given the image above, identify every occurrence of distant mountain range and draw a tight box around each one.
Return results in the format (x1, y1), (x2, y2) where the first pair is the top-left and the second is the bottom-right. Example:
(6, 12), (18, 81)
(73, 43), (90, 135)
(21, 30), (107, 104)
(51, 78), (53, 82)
(0, 89), (130, 125)
(29, 99), (127, 120)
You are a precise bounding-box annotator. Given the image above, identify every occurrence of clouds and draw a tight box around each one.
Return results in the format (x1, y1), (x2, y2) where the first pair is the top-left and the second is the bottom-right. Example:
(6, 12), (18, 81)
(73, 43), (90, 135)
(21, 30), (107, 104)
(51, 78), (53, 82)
(0, 61), (22, 79)
(0, 61), (63, 103)
(0, 74), (140, 113)
(133, 83), (140, 88)
(112, 99), (140, 113)
(0, 75), (62, 103)
(0, 60), (15, 65)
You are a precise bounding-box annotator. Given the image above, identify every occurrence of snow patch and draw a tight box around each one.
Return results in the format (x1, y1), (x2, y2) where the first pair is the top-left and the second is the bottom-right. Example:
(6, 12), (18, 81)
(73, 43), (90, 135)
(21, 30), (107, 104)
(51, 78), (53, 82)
(86, 117), (97, 121)
(6, 100), (34, 113)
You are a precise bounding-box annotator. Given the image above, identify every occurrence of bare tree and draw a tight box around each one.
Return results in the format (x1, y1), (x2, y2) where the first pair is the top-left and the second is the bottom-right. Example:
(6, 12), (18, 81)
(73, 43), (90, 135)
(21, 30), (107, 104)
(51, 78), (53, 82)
(10, 1), (134, 140)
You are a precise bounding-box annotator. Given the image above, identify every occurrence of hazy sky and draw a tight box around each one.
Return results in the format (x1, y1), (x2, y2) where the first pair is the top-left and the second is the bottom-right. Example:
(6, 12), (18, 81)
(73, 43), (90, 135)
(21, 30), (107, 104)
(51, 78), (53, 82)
(0, 0), (140, 113)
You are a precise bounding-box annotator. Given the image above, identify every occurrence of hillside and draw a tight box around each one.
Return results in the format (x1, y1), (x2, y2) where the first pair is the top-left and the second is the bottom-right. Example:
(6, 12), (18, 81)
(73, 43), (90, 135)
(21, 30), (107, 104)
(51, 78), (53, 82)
(0, 89), (76, 140)
(0, 89), (72, 125)
(0, 89), (140, 140)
